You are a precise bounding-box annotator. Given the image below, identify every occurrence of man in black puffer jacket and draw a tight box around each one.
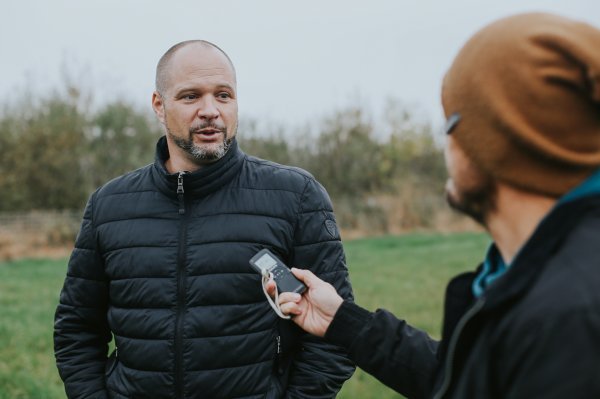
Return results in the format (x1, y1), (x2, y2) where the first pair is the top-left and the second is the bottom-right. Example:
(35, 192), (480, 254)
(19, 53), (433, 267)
(53, 40), (355, 399)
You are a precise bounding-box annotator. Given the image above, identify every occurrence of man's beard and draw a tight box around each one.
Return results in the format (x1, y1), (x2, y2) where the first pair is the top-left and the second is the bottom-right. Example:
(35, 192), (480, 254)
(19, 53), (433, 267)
(167, 124), (233, 164)
(445, 173), (496, 226)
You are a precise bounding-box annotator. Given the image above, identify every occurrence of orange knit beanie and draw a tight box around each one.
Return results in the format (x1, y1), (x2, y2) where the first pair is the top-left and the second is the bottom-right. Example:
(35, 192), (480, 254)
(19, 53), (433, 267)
(442, 13), (600, 197)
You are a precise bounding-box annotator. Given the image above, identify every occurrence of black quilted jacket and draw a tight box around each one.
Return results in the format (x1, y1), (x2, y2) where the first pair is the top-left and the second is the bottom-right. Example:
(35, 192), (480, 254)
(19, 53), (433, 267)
(54, 137), (355, 399)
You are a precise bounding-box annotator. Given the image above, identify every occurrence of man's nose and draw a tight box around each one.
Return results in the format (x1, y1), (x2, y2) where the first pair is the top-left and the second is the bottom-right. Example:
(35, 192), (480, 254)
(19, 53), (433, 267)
(197, 96), (219, 121)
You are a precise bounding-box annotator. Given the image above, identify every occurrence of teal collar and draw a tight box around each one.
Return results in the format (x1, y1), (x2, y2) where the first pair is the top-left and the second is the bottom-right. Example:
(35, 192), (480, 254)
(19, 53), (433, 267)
(472, 244), (506, 297)
(558, 168), (600, 204)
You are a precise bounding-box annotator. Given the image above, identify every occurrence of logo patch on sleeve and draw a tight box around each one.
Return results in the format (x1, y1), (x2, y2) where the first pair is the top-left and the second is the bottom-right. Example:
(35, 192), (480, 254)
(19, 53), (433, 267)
(324, 219), (338, 238)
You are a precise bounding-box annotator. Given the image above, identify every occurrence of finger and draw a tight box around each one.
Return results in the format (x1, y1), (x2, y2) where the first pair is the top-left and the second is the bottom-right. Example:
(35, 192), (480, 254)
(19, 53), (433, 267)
(278, 292), (302, 306)
(279, 301), (302, 316)
(265, 280), (277, 297)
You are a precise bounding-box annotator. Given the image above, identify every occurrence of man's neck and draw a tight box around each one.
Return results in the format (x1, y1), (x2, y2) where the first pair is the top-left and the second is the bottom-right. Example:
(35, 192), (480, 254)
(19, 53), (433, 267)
(486, 184), (557, 264)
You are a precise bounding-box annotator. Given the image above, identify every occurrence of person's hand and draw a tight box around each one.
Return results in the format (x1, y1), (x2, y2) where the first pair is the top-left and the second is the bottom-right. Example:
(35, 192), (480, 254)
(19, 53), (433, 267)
(266, 268), (343, 337)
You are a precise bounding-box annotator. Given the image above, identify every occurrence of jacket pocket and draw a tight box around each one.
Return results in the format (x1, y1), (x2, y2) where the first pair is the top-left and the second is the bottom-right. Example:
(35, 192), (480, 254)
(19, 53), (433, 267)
(264, 375), (283, 399)
(105, 349), (130, 398)
(105, 349), (118, 378)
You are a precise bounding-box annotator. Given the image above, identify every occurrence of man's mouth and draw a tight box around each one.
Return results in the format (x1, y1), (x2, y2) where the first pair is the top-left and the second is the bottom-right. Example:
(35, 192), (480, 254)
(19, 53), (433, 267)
(190, 126), (225, 142)
(196, 128), (222, 135)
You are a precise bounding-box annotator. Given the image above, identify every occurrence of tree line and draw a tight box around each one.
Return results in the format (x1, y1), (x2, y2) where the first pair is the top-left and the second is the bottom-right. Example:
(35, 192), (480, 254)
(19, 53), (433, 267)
(0, 86), (460, 234)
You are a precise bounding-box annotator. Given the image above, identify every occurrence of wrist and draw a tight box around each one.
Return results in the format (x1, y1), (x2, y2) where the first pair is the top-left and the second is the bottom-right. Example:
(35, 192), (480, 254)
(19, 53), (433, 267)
(324, 301), (373, 349)
(330, 295), (343, 316)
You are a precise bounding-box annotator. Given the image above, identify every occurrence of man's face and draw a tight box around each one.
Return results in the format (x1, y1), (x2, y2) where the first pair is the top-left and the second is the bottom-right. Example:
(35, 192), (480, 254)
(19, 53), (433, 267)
(152, 44), (238, 167)
(444, 135), (496, 225)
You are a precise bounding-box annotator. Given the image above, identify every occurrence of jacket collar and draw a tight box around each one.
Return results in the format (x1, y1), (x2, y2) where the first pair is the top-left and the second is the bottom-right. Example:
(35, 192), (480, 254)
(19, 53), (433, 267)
(151, 135), (245, 198)
(481, 170), (600, 311)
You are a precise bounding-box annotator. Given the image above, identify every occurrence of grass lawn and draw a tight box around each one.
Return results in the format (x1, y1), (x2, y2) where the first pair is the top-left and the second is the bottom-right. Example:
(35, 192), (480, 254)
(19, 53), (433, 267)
(0, 231), (488, 399)
(0, 258), (68, 399)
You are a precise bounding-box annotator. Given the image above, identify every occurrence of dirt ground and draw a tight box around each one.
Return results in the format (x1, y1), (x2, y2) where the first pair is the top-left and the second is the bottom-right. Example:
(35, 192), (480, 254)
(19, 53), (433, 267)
(0, 208), (480, 262)
(0, 231), (72, 261)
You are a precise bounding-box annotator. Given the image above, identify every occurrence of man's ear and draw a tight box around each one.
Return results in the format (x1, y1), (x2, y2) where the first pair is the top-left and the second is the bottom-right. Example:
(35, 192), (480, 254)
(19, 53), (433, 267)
(152, 91), (166, 125)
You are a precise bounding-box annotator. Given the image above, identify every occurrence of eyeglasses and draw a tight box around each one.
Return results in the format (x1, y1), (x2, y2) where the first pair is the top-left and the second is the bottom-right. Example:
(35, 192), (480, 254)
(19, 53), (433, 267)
(444, 112), (461, 135)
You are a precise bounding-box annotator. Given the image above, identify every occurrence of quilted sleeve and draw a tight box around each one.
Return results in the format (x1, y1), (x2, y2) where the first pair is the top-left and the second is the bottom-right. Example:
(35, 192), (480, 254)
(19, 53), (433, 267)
(285, 177), (356, 398)
(54, 191), (111, 399)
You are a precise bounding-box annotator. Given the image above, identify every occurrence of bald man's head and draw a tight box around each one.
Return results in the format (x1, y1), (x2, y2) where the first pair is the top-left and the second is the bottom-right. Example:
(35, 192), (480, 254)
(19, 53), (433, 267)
(155, 40), (236, 95)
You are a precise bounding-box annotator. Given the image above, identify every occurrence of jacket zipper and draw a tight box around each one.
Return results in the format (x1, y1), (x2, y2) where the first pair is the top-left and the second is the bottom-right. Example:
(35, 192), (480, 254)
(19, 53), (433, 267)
(175, 171), (188, 399)
(275, 334), (284, 375)
(177, 172), (186, 215)
(433, 298), (485, 399)
(276, 335), (281, 355)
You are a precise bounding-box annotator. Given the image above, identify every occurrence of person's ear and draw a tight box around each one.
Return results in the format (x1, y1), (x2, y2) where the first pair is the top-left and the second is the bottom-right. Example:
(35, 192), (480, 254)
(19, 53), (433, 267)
(152, 91), (166, 125)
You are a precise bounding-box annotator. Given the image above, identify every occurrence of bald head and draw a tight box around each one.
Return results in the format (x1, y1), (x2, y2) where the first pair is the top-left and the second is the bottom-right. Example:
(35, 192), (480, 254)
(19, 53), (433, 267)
(155, 40), (236, 95)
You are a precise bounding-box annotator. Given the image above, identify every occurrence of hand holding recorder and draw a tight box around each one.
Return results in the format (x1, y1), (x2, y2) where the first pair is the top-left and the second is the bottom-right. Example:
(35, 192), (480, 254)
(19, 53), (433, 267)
(266, 268), (344, 338)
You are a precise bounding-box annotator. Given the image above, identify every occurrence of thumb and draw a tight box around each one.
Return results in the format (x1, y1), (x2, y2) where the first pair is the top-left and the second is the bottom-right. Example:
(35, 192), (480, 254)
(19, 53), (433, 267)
(291, 268), (320, 289)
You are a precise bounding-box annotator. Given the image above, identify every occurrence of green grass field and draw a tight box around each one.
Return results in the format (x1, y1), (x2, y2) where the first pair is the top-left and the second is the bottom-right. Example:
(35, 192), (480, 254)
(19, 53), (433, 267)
(0, 232), (488, 399)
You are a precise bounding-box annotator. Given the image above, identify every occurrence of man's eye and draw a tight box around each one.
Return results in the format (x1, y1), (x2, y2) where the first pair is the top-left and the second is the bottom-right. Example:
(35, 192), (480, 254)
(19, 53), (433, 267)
(183, 94), (197, 100)
(217, 92), (231, 100)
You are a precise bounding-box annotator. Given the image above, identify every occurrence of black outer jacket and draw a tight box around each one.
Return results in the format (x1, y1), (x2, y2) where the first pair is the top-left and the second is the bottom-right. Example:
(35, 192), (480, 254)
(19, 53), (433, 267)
(54, 137), (356, 399)
(325, 195), (600, 398)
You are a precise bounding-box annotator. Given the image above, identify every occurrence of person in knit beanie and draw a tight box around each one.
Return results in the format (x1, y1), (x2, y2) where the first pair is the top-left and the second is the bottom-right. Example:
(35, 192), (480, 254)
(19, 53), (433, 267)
(272, 12), (600, 398)
(442, 12), (600, 227)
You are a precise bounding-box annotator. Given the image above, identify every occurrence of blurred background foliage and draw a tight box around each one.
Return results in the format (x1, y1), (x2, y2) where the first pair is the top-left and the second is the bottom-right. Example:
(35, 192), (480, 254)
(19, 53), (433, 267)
(0, 83), (473, 243)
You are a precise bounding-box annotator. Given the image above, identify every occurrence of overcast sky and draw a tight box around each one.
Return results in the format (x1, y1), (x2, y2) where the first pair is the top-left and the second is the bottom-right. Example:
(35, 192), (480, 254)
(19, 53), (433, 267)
(3, 0), (599, 129)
